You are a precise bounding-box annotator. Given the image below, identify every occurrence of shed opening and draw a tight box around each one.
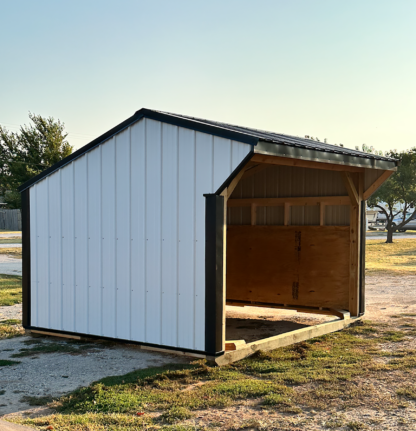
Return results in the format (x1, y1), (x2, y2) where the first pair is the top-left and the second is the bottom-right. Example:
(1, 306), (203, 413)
(219, 155), (368, 363)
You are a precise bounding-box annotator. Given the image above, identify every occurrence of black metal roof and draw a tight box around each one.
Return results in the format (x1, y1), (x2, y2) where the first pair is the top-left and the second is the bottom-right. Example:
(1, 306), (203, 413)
(18, 108), (398, 192)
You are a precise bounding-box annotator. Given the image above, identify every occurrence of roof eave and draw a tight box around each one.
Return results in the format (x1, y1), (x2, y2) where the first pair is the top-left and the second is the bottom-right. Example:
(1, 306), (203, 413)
(255, 140), (398, 171)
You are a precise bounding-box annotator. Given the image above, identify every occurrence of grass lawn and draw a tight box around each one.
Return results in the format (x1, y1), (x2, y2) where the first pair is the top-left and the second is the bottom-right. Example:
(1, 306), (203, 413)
(0, 237), (22, 244)
(0, 247), (22, 259)
(12, 320), (416, 430)
(0, 274), (22, 306)
(366, 239), (416, 275)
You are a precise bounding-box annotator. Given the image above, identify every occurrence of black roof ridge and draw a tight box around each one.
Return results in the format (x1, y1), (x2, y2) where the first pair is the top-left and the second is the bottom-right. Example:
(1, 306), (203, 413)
(153, 109), (397, 162)
(18, 107), (398, 192)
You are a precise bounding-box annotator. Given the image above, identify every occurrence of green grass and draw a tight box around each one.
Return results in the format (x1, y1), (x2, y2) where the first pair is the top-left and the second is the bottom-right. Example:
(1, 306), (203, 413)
(0, 318), (24, 339)
(16, 321), (415, 431)
(0, 274), (22, 306)
(0, 359), (20, 367)
(11, 340), (103, 358)
(366, 239), (416, 275)
(0, 237), (21, 244)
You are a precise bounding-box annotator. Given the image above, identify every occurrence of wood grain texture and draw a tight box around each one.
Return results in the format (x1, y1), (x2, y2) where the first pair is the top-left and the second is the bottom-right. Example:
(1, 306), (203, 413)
(251, 154), (365, 173)
(226, 226), (350, 309)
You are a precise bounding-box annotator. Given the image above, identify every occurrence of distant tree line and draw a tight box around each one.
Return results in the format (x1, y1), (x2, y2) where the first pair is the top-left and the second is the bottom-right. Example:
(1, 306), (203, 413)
(367, 149), (416, 243)
(0, 113), (73, 209)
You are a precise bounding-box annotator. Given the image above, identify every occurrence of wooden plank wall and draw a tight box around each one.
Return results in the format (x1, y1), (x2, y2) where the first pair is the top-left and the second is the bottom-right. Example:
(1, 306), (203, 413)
(0, 209), (22, 231)
(226, 225), (350, 310)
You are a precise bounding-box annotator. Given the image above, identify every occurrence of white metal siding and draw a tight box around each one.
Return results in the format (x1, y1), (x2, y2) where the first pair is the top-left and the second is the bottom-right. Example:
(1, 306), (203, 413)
(29, 118), (251, 351)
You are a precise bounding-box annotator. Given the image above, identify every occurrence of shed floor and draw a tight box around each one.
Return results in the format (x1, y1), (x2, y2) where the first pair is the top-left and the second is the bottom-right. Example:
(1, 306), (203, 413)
(226, 305), (334, 343)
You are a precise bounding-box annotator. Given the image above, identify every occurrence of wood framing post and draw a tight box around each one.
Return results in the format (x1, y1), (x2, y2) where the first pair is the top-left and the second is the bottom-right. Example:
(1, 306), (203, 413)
(345, 173), (363, 317)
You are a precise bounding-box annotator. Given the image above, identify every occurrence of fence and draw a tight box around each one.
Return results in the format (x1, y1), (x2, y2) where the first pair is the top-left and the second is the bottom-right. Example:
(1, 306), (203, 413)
(0, 209), (21, 231)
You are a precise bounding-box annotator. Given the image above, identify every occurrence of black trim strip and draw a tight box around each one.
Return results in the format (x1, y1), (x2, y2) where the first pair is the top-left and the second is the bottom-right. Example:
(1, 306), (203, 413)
(204, 194), (225, 355)
(18, 109), (259, 192)
(21, 188), (31, 328)
(255, 141), (398, 171)
(26, 326), (219, 356)
(359, 200), (366, 316)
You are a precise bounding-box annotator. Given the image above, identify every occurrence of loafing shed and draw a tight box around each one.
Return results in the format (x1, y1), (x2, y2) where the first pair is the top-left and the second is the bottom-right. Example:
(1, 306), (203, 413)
(19, 109), (398, 364)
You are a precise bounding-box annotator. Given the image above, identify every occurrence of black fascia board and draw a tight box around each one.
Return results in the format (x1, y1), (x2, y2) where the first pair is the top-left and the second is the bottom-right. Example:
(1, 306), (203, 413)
(18, 108), (259, 192)
(255, 141), (398, 171)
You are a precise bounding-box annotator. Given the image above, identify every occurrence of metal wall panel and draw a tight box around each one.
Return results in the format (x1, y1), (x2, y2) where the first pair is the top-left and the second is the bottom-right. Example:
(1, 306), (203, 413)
(228, 165), (350, 226)
(87, 147), (102, 336)
(61, 163), (75, 332)
(48, 171), (62, 330)
(29, 186), (38, 327)
(29, 118), (251, 351)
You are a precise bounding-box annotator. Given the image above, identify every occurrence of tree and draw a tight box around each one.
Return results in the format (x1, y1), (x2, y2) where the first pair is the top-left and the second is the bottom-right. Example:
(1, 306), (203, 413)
(367, 149), (416, 243)
(0, 113), (73, 208)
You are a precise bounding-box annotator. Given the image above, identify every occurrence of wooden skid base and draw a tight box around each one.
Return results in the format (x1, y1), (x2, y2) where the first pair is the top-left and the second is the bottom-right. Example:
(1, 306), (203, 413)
(25, 329), (211, 361)
(216, 311), (359, 366)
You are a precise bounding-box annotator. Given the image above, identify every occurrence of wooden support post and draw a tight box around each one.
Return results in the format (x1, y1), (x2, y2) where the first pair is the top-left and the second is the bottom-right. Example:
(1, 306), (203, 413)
(347, 173), (363, 317)
(320, 203), (326, 226)
(284, 203), (291, 226)
(251, 204), (257, 226)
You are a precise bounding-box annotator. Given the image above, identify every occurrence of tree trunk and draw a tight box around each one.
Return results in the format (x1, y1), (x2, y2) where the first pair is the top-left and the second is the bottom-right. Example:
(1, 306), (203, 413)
(386, 227), (394, 243)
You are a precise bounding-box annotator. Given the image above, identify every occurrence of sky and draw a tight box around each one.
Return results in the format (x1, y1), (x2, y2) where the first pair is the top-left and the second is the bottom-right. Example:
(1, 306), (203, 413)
(0, 0), (415, 153)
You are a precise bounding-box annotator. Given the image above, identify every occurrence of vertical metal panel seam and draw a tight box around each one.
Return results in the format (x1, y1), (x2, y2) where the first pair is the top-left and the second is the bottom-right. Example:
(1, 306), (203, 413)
(160, 123), (164, 343)
(47, 177), (50, 328)
(144, 119), (148, 342)
(176, 125), (180, 347)
(72, 163), (76, 331)
(128, 127), (132, 340)
(86, 155), (89, 334)
(192, 130), (197, 349)
(114, 135), (118, 338)
(34, 186), (38, 326)
(59, 170), (63, 330)
(100, 146), (104, 336)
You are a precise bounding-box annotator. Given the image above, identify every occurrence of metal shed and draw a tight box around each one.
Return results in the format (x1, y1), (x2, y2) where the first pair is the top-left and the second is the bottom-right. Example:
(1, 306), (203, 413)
(19, 109), (398, 364)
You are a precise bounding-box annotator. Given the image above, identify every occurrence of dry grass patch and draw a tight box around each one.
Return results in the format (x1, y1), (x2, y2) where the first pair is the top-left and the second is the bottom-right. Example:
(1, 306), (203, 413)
(366, 239), (416, 275)
(0, 319), (24, 339)
(0, 274), (22, 306)
(0, 247), (22, 259)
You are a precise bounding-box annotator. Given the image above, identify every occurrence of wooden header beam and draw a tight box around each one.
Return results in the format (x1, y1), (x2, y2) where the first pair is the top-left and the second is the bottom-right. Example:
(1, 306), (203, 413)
(228, 196), (351, 208)
(251, 154), (365, 173)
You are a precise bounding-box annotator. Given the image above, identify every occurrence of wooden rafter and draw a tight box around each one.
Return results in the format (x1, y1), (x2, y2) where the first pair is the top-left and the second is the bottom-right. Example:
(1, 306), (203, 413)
(251, 154), (365, 173)
(242, 163), (270, 179)
(363, 170), (395, 200)
(341, 172), (359, 205)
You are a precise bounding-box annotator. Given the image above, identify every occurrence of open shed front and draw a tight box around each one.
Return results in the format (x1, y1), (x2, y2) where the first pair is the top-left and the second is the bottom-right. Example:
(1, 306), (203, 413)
(211, 153), (392, 365)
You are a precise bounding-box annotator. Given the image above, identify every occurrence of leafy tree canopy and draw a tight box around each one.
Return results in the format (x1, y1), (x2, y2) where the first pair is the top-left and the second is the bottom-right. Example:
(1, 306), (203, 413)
(367, 149), (416, 243)
(0, 113), (73, 208)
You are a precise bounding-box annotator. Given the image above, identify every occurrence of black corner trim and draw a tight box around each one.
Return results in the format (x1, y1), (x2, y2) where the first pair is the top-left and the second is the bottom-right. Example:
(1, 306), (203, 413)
(359, 200), (366, 316)
(21, 188), (31, 328)
(18, 108), (258, 192)
(205, 194), (225, 355)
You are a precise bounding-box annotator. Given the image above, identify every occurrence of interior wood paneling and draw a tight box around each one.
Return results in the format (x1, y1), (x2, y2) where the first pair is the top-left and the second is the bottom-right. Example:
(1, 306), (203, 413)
(226, 225), (350, 309)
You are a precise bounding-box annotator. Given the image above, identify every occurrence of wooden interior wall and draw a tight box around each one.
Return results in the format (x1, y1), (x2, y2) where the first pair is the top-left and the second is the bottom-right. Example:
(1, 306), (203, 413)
(226, 225), (350, 310)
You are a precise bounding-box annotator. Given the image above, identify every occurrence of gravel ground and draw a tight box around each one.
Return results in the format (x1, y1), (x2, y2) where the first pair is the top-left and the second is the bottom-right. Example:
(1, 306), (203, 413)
(0, 336), (187, 416)
(0, 304), (21, 321)
(0, 244), (21, 248)
(0, 255), (21, 276)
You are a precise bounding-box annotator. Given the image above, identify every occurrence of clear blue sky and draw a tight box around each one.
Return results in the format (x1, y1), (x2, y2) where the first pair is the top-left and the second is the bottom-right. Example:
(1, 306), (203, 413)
(1, 0), (415, 152)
